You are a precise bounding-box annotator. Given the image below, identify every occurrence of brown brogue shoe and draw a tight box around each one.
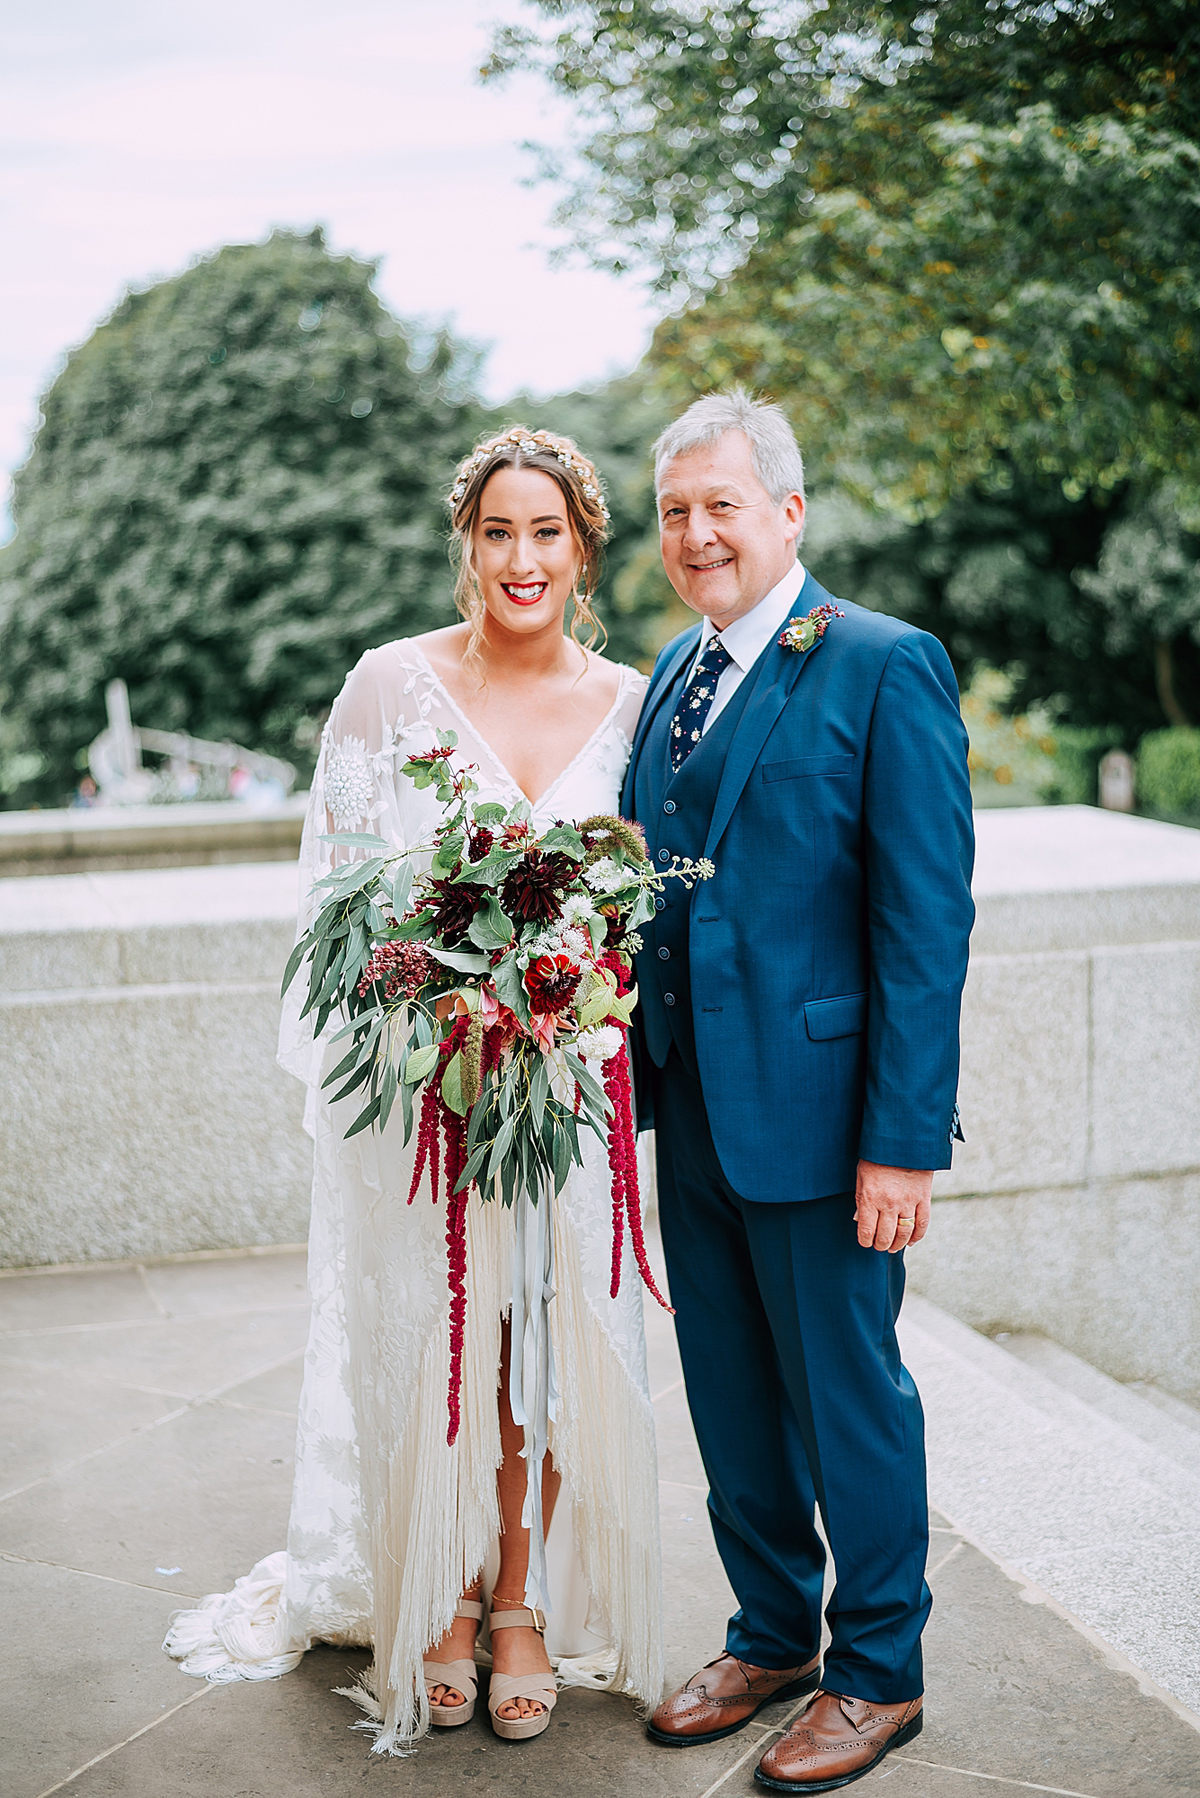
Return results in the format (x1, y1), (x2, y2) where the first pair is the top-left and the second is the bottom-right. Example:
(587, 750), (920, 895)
(754, 1690), (923, 1791)
(647, 1651), (821, 1747)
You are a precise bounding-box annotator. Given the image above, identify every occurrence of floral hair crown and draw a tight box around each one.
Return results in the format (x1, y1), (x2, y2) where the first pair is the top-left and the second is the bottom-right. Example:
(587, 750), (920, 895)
(449, 427), (610, 525)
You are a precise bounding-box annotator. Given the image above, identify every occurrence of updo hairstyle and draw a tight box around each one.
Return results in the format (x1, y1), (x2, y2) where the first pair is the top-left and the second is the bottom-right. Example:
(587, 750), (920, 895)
(446, 426), (610, 666)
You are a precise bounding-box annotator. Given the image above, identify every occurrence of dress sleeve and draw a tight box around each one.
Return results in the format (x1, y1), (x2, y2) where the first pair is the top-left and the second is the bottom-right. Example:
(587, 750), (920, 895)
(277, 645), (412, 1100)
(614, 669), (650, 775)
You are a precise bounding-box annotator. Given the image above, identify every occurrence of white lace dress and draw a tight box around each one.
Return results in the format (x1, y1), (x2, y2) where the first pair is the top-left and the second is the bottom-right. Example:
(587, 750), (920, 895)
(164, 640), (662, 1754)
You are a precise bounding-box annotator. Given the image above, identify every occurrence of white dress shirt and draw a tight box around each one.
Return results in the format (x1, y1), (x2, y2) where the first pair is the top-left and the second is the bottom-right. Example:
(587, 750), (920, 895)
(688, 560), (809, 734)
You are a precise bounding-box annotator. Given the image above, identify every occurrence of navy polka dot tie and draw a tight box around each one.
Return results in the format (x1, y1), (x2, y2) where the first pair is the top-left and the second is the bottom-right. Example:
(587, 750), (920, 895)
(669, 635), (733, 772)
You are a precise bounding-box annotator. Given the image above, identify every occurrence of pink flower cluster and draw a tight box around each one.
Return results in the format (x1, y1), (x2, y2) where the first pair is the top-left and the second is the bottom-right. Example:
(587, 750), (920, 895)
(357, 939), (436, 1003)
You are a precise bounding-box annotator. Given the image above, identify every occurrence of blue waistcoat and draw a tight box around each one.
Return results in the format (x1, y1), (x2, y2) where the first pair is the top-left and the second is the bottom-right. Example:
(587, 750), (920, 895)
(635, 658), (759, 1077)
(622, 580), (975, 1204)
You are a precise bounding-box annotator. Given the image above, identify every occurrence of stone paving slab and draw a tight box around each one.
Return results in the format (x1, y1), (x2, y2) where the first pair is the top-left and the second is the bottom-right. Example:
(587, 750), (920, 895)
(2, 1244), (1199, 1798)
(901, 1296), (1200, 1717)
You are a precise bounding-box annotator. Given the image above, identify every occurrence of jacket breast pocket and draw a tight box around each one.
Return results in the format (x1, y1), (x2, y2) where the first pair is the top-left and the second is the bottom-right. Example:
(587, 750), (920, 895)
(804, 992), (868, 1041)
(762, 755), (856, 783)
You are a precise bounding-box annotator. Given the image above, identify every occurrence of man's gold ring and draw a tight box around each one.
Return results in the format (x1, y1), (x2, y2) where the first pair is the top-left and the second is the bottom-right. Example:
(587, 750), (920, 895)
(897, 1216), (915, 1225)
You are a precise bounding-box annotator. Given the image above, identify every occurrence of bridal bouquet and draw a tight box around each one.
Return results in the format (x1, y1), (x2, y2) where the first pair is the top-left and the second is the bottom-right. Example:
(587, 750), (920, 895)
(284, 733), (711, 1441)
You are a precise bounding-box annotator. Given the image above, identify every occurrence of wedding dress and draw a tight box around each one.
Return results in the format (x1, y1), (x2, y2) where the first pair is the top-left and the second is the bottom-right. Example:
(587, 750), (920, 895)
(164, 640), (663, 1754)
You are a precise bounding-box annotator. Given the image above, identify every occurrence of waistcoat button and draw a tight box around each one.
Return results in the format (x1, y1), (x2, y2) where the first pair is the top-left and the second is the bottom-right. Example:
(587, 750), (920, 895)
(663, 992), (676, 1007)
(658, 946), (670, 960)
(654, 897), (665, 911)
(657, 849), (670, 863)
(663, 800), (677, 814)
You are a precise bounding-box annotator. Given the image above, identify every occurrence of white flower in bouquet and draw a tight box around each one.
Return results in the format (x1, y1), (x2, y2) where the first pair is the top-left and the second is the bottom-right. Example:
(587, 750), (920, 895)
(526, 922), (591, 965)
(577, 1023), (624, 1064)
(561, 893), (599, 926)
(583, 856), (627, 894)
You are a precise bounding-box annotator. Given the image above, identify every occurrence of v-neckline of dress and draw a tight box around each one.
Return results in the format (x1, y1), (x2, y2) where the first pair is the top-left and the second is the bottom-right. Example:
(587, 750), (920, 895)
(405, 643), (634, 813)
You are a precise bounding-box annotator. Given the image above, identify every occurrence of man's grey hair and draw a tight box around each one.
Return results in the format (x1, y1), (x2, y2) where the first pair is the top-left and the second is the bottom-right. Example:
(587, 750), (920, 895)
(653, 387), (806, 512)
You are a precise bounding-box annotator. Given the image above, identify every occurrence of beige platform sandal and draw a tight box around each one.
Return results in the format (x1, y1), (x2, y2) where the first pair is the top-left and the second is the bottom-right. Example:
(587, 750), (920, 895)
(423, 1598), (483, 1727)
(487, 1606), (558, 1742)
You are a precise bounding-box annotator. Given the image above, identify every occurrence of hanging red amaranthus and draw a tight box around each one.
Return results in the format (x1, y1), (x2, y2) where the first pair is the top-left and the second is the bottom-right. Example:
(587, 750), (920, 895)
(596, 951), (672, 1313)
(442, 1105), (470, 1446)
(602, 1036), (672, 1314)
(406, 1020), (474, 1443)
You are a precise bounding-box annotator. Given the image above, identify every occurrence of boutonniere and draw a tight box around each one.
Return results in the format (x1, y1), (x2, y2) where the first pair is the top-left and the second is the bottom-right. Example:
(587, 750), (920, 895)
(779, 602), (845, 654)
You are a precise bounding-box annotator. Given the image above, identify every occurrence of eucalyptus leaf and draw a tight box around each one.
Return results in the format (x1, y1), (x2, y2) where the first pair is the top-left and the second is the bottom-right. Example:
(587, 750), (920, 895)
(393, 908), (434, 941)
(324, 856), (387, 897)
(529, 1057), (549, 1132)
(321, 1044), (364, 1088)
(329, 1061), (374, 1103)
(390, 860), (414, 915)
(379, 1060), (398, 1131)
(345, 1093), (382, 1138)
(426, 946), (490, 974)
(280, 937), (307, 999)
(553, 1122), (571, 1193)
(441, 1050), (468, 1117)
(403, 1041), (440, 1083)
(460, 1142), (491, 1189)
(318, 831), (388, 850)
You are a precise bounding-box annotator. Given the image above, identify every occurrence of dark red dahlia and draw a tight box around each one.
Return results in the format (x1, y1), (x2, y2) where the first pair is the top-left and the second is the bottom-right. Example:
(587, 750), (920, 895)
(501, 849), (577, 923)
(467, 826), (495, 863)
(524, 954), (582, 1015)
(427, 868), (486, 944)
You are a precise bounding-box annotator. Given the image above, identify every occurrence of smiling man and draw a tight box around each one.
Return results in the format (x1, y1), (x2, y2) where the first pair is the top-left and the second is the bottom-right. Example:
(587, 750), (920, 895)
(621, 390), (975, 1792)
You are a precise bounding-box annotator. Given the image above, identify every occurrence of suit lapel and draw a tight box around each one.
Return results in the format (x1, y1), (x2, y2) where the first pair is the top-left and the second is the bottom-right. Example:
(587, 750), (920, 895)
(627, 628), (700, 774)
(703, 622), (829, 859)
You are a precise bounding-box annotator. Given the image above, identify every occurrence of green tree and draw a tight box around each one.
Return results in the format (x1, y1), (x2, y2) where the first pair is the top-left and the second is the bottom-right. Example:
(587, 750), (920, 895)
(496, 1), (1200, 733)
(803, 477), (1200, 738)
(0, 228), (484, 808)
(490, 1), (1199, 294)
(652, 109), (1200, 514)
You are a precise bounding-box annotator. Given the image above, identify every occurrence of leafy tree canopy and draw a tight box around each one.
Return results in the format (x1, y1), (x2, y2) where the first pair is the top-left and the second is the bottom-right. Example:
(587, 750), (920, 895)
(496, 0), (1200, 731)
(804, 476), (1200, 738)
(0, 229), (485, 806)
(653, 108), (1200, 514)
(489, 0), (1200, 292)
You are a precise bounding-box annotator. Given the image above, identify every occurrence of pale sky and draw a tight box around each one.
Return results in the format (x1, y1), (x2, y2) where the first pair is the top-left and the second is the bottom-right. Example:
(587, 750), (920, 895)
(0, 0), (659, 496)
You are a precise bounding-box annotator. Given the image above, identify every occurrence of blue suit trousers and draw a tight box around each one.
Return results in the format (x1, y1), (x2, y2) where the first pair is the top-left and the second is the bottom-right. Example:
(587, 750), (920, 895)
(653, 1050), (932, 1701)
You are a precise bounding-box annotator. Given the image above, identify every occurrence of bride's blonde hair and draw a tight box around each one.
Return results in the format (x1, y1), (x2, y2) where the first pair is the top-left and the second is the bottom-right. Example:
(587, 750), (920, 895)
(446, 427), (610, 668)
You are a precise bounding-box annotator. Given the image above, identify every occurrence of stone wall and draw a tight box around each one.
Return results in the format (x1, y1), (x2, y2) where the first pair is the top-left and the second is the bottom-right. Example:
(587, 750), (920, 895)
(915, 806), (1200, 1406)
(0, 863), (308, 1265)
(0, 796), (307, 877)
(3, 804), (1198, 1401)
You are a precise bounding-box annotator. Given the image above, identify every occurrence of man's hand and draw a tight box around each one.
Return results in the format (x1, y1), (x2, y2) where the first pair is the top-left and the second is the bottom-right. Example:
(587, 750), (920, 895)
(854, 1161), (934, 1253)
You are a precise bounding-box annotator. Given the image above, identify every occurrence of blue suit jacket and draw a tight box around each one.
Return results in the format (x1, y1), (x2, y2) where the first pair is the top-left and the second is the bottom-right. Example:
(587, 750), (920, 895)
(622, 582), (975, 1203)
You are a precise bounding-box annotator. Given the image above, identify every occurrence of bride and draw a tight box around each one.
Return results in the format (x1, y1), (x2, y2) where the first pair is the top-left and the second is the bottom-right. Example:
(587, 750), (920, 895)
(164, 427), (662, 1753)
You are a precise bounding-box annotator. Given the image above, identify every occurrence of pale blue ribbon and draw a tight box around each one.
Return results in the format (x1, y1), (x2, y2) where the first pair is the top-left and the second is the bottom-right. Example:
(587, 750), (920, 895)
(508, 1180), (559, 1613)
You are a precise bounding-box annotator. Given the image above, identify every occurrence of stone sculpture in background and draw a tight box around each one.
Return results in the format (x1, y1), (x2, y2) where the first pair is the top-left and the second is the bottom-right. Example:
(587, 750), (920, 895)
(88, 679), (295, 808)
